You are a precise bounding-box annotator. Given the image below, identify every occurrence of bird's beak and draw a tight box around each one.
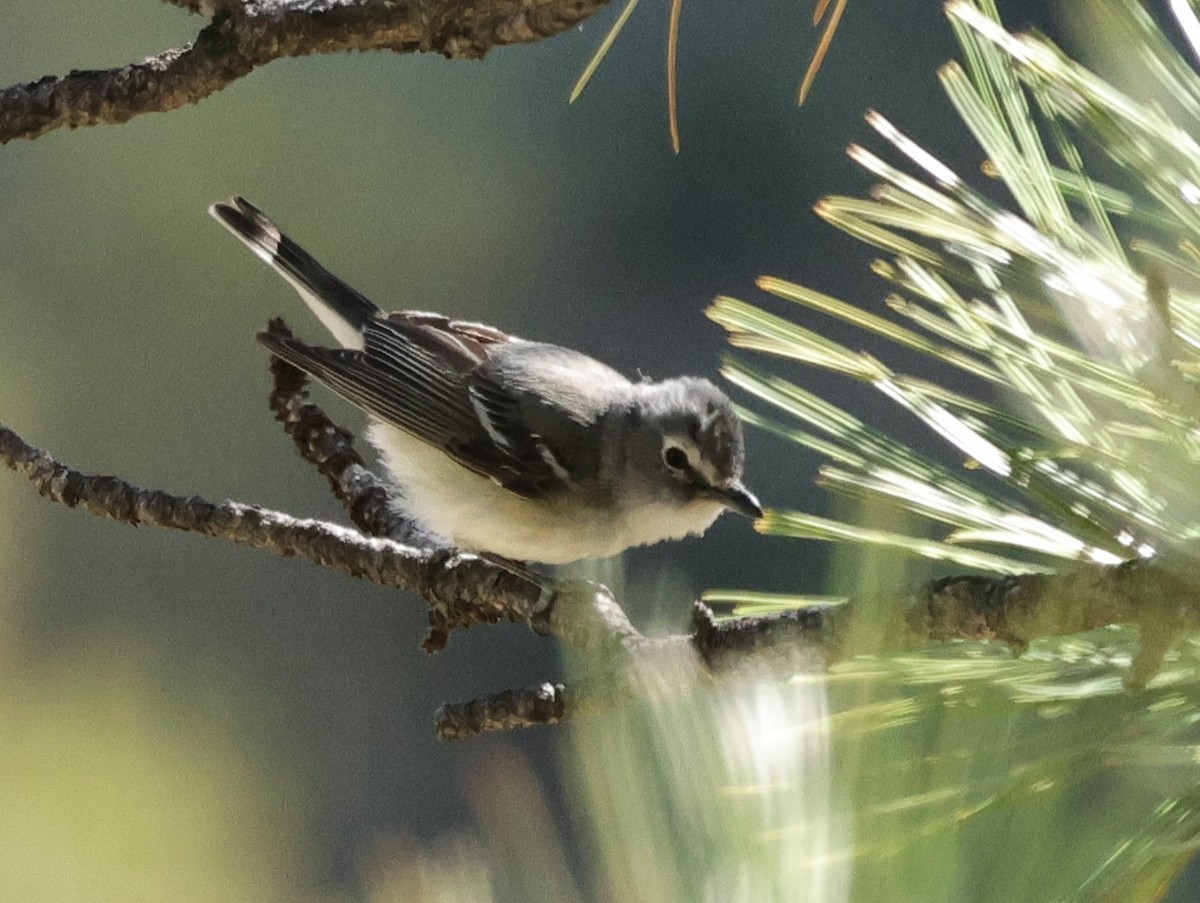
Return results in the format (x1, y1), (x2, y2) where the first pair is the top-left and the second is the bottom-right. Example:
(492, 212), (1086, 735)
(711, 481), (764, 519)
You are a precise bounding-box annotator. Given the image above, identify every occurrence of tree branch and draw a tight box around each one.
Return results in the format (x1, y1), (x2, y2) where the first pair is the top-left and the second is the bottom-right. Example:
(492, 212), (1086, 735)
(3, 328), (1198, 740)
(0, 420), (551, 643)
(434, 561), (1200, 740)
(0, 0), (610, 144)
(435, 682), (573, 741)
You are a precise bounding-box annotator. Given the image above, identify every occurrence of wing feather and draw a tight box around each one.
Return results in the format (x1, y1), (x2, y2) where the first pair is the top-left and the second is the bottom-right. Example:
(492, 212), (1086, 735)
(258, 318), (581, 497)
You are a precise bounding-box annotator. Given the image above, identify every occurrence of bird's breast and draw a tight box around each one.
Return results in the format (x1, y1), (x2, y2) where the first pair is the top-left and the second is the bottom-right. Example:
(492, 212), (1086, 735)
(367, 422), (725, 563)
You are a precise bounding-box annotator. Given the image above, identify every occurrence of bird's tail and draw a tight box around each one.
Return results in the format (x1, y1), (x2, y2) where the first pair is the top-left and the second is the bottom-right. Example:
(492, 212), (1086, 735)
(209, 197), (379, 349)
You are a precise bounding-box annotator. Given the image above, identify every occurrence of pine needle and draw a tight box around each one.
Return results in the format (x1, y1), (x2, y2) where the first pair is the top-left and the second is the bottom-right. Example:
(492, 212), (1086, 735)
(799, 0), (849, 104)
(667, 0), (683, 153)
(569, 0), (641, 104)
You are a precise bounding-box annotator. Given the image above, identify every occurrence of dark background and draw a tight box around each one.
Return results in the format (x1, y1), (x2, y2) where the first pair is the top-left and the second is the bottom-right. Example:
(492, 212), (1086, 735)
(3, 2), (1157, 900)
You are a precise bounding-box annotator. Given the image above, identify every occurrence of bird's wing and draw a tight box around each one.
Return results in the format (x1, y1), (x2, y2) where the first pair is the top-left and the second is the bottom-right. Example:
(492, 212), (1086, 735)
(259, 317), (609, 497)
(377, 310), (521, 371)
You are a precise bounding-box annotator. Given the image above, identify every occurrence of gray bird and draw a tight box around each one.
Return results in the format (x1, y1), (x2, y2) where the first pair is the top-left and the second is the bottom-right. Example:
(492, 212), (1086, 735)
(210, 197), (761, 563)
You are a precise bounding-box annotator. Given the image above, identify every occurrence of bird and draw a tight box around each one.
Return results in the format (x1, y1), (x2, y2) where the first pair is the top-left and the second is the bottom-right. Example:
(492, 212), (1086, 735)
(209, 197), (761, 563)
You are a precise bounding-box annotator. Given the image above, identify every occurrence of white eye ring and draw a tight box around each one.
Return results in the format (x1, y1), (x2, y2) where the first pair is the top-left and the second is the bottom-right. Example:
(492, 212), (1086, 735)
(663, 445), (690, 471)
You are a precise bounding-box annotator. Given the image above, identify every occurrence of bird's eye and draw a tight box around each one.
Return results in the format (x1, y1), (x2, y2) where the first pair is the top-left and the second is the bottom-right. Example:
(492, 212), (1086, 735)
(663, 446), (690, 471)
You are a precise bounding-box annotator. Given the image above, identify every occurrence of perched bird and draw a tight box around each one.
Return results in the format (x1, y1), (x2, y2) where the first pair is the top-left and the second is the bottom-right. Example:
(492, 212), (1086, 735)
(210, 197), (761, 563)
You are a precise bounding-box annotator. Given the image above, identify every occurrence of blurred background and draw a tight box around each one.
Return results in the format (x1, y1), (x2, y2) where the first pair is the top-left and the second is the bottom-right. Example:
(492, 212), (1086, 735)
(1, 2), (1179, 901)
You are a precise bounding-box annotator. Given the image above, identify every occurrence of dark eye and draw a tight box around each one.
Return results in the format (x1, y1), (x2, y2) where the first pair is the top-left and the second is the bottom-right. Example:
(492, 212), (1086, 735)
(663, 446), (690, 471)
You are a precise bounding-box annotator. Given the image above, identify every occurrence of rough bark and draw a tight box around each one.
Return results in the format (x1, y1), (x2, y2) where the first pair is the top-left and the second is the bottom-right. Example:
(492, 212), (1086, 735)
(0, 0), (611, 144)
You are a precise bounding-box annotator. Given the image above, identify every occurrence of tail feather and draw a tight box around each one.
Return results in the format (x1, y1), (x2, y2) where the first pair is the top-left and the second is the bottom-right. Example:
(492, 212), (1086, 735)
(209, 197), (379, 349)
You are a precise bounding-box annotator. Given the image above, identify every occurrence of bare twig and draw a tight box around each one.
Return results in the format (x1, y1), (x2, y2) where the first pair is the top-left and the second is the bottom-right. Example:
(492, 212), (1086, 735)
(0, 421), (548, 646)
(0, 0), (611, 145)
(435, 676), (660, 740)
(435, 682), (573, 740)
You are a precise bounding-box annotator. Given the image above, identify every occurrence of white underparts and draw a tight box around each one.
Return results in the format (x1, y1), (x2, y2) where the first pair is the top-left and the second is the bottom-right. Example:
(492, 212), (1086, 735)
(368, 421), (725, 563)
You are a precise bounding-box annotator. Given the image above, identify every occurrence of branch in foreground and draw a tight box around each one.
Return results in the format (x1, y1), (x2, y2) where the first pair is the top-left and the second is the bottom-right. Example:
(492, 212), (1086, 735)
(3, 412), (1197, 740)
(437, 560), (1200, 739)
(0, 0), (610, 144)
(0, 422), (547, 645)
(0, 413), (649, 658)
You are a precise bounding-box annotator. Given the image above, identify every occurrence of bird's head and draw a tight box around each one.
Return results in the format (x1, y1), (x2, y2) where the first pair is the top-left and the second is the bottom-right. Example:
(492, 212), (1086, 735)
(623, 378), (762, 519)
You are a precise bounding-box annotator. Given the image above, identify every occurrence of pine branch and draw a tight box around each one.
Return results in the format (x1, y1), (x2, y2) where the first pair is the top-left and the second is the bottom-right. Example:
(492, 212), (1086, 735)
(3, 320), (1197, 740)
(435, 682), (574, 740)
(425, 562), (1200, 740)
(0, 417), (552, 647)
(0, 0), (610, 144)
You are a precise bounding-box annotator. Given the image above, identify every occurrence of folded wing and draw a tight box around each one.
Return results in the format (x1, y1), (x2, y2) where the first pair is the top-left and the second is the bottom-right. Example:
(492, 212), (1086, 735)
(259, 314), (613, 497)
